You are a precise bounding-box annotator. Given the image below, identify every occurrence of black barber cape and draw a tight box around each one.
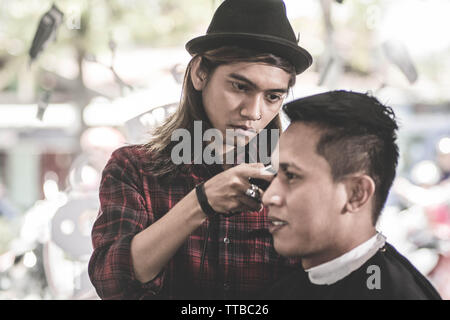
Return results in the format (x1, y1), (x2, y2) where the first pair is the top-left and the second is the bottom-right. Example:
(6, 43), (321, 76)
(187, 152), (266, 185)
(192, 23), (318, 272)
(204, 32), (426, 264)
(266, 243), (441, 300)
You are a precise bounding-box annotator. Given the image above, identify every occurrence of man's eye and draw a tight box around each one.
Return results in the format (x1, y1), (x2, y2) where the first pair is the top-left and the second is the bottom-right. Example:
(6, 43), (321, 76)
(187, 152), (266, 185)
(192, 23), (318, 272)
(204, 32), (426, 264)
(285, 171), (296, 180)
(232, 82), (247, 91)
(281, 170), (300, 182)
(266, 94), (282, 103)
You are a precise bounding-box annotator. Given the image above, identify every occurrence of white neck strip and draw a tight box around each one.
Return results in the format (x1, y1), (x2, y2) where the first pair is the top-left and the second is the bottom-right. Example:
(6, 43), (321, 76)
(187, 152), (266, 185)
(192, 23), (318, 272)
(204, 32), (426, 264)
(305, 232), (386, 285)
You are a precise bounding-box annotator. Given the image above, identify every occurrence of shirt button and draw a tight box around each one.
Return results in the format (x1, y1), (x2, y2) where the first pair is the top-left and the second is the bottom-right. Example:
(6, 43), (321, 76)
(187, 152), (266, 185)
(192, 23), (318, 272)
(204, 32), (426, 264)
(223, 237), (230, 244)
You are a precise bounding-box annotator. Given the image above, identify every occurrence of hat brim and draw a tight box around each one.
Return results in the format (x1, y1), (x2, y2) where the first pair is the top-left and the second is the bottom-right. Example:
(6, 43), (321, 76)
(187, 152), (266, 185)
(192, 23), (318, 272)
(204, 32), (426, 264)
(185, 33), (313, 75)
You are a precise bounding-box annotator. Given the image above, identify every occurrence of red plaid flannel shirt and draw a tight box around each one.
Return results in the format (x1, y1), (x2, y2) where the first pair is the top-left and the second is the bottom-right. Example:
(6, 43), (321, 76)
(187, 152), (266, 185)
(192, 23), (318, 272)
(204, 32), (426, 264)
(88, 145), (300, 299)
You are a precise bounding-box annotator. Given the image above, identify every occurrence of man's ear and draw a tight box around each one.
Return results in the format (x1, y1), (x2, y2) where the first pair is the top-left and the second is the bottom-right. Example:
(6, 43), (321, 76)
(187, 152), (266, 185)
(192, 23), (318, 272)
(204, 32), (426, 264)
(190, 56), (207, 91)
(343, 174), (375, 213)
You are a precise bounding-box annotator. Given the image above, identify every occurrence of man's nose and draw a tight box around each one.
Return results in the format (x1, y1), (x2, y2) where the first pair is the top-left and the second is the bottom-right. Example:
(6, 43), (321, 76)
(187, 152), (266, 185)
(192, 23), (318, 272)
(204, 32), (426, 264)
(262, 177), (282, 206)
(240, 94), (262, 121)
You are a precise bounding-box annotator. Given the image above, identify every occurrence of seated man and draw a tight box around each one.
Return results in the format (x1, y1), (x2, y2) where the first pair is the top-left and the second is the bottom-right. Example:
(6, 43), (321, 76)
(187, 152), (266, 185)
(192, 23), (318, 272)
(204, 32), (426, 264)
(262, 90), (442, 300)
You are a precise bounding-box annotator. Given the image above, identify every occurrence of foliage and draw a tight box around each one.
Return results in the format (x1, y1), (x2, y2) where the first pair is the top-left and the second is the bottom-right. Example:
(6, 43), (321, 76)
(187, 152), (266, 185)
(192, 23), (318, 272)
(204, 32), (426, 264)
(0, 0), (216, 91)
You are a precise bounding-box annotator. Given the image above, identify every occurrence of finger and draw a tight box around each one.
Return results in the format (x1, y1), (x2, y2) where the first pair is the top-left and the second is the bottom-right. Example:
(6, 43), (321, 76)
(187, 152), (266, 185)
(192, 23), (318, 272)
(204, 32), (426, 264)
(237, 163), (276, 181)
(218, 186), (263, 214)
(248, 177), (272, 191)
(237, 195), (263, 212)
(242, 185), (263, 205)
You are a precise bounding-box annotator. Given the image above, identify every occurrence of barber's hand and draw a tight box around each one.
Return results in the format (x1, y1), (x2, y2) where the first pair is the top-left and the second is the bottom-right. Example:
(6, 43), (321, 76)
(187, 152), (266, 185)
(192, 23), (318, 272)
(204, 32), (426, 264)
(203, 163), (274, 215)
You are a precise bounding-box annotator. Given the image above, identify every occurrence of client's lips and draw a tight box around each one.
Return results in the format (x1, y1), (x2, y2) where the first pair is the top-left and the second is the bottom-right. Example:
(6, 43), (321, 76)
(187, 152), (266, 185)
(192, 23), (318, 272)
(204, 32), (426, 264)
(268, 216), (288, 233)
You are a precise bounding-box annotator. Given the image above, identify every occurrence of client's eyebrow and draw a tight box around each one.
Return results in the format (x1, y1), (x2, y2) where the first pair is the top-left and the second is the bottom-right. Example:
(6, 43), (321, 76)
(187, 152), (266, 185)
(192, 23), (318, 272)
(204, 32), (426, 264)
(279, 162), (304, 172)
(228, 73), (289, 94)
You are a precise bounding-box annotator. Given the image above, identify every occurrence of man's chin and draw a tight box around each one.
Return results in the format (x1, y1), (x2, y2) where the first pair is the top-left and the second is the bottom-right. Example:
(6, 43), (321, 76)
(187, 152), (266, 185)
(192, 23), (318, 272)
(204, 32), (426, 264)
(223, 141), (251, 153)
(273, 241), (301, 258)
(226, 137), (254, 147)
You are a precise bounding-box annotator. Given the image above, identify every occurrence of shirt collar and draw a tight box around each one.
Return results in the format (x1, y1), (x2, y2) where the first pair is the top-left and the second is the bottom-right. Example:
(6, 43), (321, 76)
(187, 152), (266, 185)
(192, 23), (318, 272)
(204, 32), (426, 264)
(305, 232), (386, 285)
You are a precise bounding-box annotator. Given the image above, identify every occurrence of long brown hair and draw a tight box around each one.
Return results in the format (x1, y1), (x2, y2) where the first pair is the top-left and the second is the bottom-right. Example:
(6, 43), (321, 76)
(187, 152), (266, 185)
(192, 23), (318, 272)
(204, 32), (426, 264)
(141, 46), (297, 182)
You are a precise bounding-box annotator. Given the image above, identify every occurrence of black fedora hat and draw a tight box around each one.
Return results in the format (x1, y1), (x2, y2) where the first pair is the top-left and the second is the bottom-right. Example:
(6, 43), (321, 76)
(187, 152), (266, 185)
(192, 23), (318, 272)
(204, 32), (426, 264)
(185, 0), (313, 75)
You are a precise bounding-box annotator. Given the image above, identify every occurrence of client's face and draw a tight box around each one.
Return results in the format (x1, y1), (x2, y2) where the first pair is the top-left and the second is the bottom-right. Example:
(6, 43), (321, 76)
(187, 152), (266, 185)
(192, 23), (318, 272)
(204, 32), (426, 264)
(262, 123), (348, 267)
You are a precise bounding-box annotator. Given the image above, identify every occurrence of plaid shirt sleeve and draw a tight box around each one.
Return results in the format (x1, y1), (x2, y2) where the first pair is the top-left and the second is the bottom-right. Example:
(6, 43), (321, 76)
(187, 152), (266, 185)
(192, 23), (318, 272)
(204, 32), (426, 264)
(88, 146), (163, 300)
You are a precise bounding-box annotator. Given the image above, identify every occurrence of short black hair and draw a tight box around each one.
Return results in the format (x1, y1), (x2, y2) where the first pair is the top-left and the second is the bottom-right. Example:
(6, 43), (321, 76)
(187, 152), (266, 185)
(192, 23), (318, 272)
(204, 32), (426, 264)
(283, 90), (399, 224)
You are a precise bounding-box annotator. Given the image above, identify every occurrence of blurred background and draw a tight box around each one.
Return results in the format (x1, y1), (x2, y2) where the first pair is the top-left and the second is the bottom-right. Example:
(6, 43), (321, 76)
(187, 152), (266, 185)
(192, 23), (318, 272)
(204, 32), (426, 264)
(0, 0), (449, 300)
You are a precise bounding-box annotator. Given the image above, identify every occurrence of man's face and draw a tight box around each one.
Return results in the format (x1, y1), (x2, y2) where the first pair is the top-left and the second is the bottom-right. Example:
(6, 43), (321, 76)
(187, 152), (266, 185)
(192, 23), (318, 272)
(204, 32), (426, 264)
(199, 61), (290, 148)
(262, 122), (349, 266)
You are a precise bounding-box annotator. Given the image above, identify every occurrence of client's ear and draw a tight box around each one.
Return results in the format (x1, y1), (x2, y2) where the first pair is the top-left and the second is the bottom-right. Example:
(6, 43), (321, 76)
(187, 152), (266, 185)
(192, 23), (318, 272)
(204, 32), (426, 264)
(190, 56), (208, 91)
(343, 174), (375, 213)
